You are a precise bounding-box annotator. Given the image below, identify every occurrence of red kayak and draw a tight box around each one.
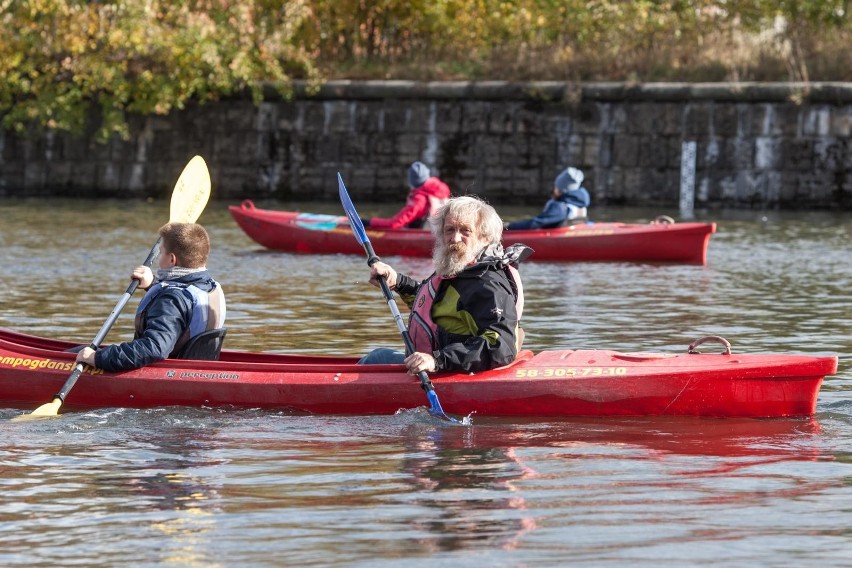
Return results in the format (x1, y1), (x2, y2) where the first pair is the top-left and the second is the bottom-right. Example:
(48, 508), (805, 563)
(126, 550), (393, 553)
(0, 329), (835, 418)
(229, 200), (716, 264)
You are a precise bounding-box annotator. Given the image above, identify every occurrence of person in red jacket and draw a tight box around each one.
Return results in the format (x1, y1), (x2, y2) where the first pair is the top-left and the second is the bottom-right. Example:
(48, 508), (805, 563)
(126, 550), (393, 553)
(367, 161), (451, 229)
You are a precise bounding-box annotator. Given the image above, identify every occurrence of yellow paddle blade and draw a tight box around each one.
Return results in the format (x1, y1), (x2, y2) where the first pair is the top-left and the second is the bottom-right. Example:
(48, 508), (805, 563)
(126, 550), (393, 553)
(10, 398), (62, 421)
(169, 155), (211, 224)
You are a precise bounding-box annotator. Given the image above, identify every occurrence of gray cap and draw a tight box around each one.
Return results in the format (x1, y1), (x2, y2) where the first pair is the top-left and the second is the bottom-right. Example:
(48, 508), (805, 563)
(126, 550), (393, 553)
(554, 167), (584, 192)
(408, 161), (430, 188)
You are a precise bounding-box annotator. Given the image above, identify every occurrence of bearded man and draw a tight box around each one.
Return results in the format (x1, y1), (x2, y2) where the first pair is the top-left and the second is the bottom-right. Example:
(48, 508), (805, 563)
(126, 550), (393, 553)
(359, 195), (533, 375)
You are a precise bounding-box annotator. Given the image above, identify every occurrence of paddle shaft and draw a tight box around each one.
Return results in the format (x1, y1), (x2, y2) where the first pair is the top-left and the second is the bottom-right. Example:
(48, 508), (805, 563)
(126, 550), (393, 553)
(337, 172), (455, 422)
(362, 241), (438, 396)
(54, 238), (161, 402)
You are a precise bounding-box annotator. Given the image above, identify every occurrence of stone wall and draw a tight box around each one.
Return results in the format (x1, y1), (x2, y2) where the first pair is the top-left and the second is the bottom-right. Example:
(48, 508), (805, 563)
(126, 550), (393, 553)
(2, 81), (852, 209)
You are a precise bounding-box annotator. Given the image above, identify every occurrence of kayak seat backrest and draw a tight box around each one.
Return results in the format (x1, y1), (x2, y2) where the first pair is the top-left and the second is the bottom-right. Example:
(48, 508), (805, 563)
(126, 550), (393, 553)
(175, 328), (228, 361)
(559, 216), (589, 227)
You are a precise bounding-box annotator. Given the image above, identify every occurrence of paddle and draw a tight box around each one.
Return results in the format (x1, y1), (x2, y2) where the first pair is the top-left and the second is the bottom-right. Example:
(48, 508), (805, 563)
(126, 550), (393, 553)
(17, 156), (211, 419)
(337, 173), (460, 424)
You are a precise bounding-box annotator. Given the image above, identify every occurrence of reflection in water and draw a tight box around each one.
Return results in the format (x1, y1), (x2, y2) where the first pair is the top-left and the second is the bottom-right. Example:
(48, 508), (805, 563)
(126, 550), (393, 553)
(0, 407), (848, 565)
(400, 423), (538, 552)
(0, 409), (226, 567)
(141, 473), (219, 567)
(389, 414), (831, 554)
(122, 432), (223, 567)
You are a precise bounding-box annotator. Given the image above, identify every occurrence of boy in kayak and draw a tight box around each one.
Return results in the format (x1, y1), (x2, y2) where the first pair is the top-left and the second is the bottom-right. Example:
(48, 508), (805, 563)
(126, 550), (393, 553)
(75, 222), (226, 372)
(359, 195), (532, 375)
(364, 161), (451, 229)
(505, 166), (590, 230)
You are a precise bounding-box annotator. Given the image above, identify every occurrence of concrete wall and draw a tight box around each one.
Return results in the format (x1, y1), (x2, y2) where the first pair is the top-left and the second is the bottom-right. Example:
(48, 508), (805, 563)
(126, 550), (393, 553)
(2, 81), (852, 209)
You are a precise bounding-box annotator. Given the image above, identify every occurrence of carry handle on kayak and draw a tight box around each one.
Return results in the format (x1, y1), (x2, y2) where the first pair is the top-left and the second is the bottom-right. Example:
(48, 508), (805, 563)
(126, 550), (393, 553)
(688, 335), (732, 355)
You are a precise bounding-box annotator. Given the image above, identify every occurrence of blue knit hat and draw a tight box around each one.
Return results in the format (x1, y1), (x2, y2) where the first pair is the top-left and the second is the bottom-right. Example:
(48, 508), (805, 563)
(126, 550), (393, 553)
(554, 167), (584, 192)
(408, 161), (430, 188)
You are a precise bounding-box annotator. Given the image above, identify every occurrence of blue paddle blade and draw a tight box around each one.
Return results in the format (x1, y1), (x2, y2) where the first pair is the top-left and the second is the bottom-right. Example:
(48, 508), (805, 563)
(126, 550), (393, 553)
(426, 390), (461, 423)
(337, 173), (369, 246)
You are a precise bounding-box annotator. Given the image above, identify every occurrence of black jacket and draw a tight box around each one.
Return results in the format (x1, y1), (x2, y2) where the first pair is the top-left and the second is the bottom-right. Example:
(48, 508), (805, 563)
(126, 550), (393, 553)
(396, 245), (530, 373)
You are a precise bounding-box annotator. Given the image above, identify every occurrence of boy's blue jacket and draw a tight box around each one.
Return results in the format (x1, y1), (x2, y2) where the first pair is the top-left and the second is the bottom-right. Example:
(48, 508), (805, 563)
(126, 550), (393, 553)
(94, 270), (221, 372)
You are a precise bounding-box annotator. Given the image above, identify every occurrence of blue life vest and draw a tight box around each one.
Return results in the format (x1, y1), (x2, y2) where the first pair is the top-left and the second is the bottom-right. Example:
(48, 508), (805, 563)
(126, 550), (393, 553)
(134, 280), (225, 355)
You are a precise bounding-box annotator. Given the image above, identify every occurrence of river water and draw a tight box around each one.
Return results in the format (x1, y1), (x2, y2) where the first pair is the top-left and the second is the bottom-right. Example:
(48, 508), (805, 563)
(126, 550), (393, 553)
(0, 198), (850, 567)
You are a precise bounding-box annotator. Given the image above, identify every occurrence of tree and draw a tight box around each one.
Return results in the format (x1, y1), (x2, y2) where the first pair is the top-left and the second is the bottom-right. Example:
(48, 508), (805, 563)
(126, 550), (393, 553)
(0, 0), (317, 141)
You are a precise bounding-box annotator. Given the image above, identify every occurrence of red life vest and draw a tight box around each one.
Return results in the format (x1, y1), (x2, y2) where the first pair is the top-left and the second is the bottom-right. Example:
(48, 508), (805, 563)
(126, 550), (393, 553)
(408, 266), (524, 354)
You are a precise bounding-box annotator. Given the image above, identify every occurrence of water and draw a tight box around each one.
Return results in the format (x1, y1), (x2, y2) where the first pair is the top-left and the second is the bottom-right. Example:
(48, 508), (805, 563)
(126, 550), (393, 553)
(0, 199), (850, 566)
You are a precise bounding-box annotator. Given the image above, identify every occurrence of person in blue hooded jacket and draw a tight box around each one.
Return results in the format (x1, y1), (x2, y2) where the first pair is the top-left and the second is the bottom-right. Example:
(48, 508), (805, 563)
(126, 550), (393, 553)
(75, 223), (226, 372)
(505, 167), (590, 230)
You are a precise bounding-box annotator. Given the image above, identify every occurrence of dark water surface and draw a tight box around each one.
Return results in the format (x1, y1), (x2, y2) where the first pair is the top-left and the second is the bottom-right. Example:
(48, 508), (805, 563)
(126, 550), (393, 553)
(1, 198), (850, 566)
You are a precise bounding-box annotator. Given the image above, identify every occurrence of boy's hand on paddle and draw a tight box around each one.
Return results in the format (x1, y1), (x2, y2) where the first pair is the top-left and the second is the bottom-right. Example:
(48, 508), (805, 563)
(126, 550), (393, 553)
(75, 347), (97, 366)
(131, 266), (154, 289)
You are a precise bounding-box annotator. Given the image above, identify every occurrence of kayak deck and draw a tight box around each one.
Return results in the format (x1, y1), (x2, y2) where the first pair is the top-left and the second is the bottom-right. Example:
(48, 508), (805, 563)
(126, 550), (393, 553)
(0, 329), (836, 418)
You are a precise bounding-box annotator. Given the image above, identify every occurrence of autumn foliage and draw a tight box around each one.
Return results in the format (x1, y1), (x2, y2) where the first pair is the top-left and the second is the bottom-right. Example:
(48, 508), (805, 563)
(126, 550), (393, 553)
(2, 1), (851, 140)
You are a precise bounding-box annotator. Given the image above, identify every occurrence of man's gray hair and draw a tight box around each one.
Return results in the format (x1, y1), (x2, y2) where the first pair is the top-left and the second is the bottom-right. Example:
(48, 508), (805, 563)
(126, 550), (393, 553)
(429, 195), (503, 245)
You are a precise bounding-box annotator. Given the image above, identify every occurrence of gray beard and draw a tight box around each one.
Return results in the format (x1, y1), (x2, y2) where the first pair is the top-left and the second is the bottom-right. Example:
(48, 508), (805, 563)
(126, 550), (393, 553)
(433, 243), (481, 277)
